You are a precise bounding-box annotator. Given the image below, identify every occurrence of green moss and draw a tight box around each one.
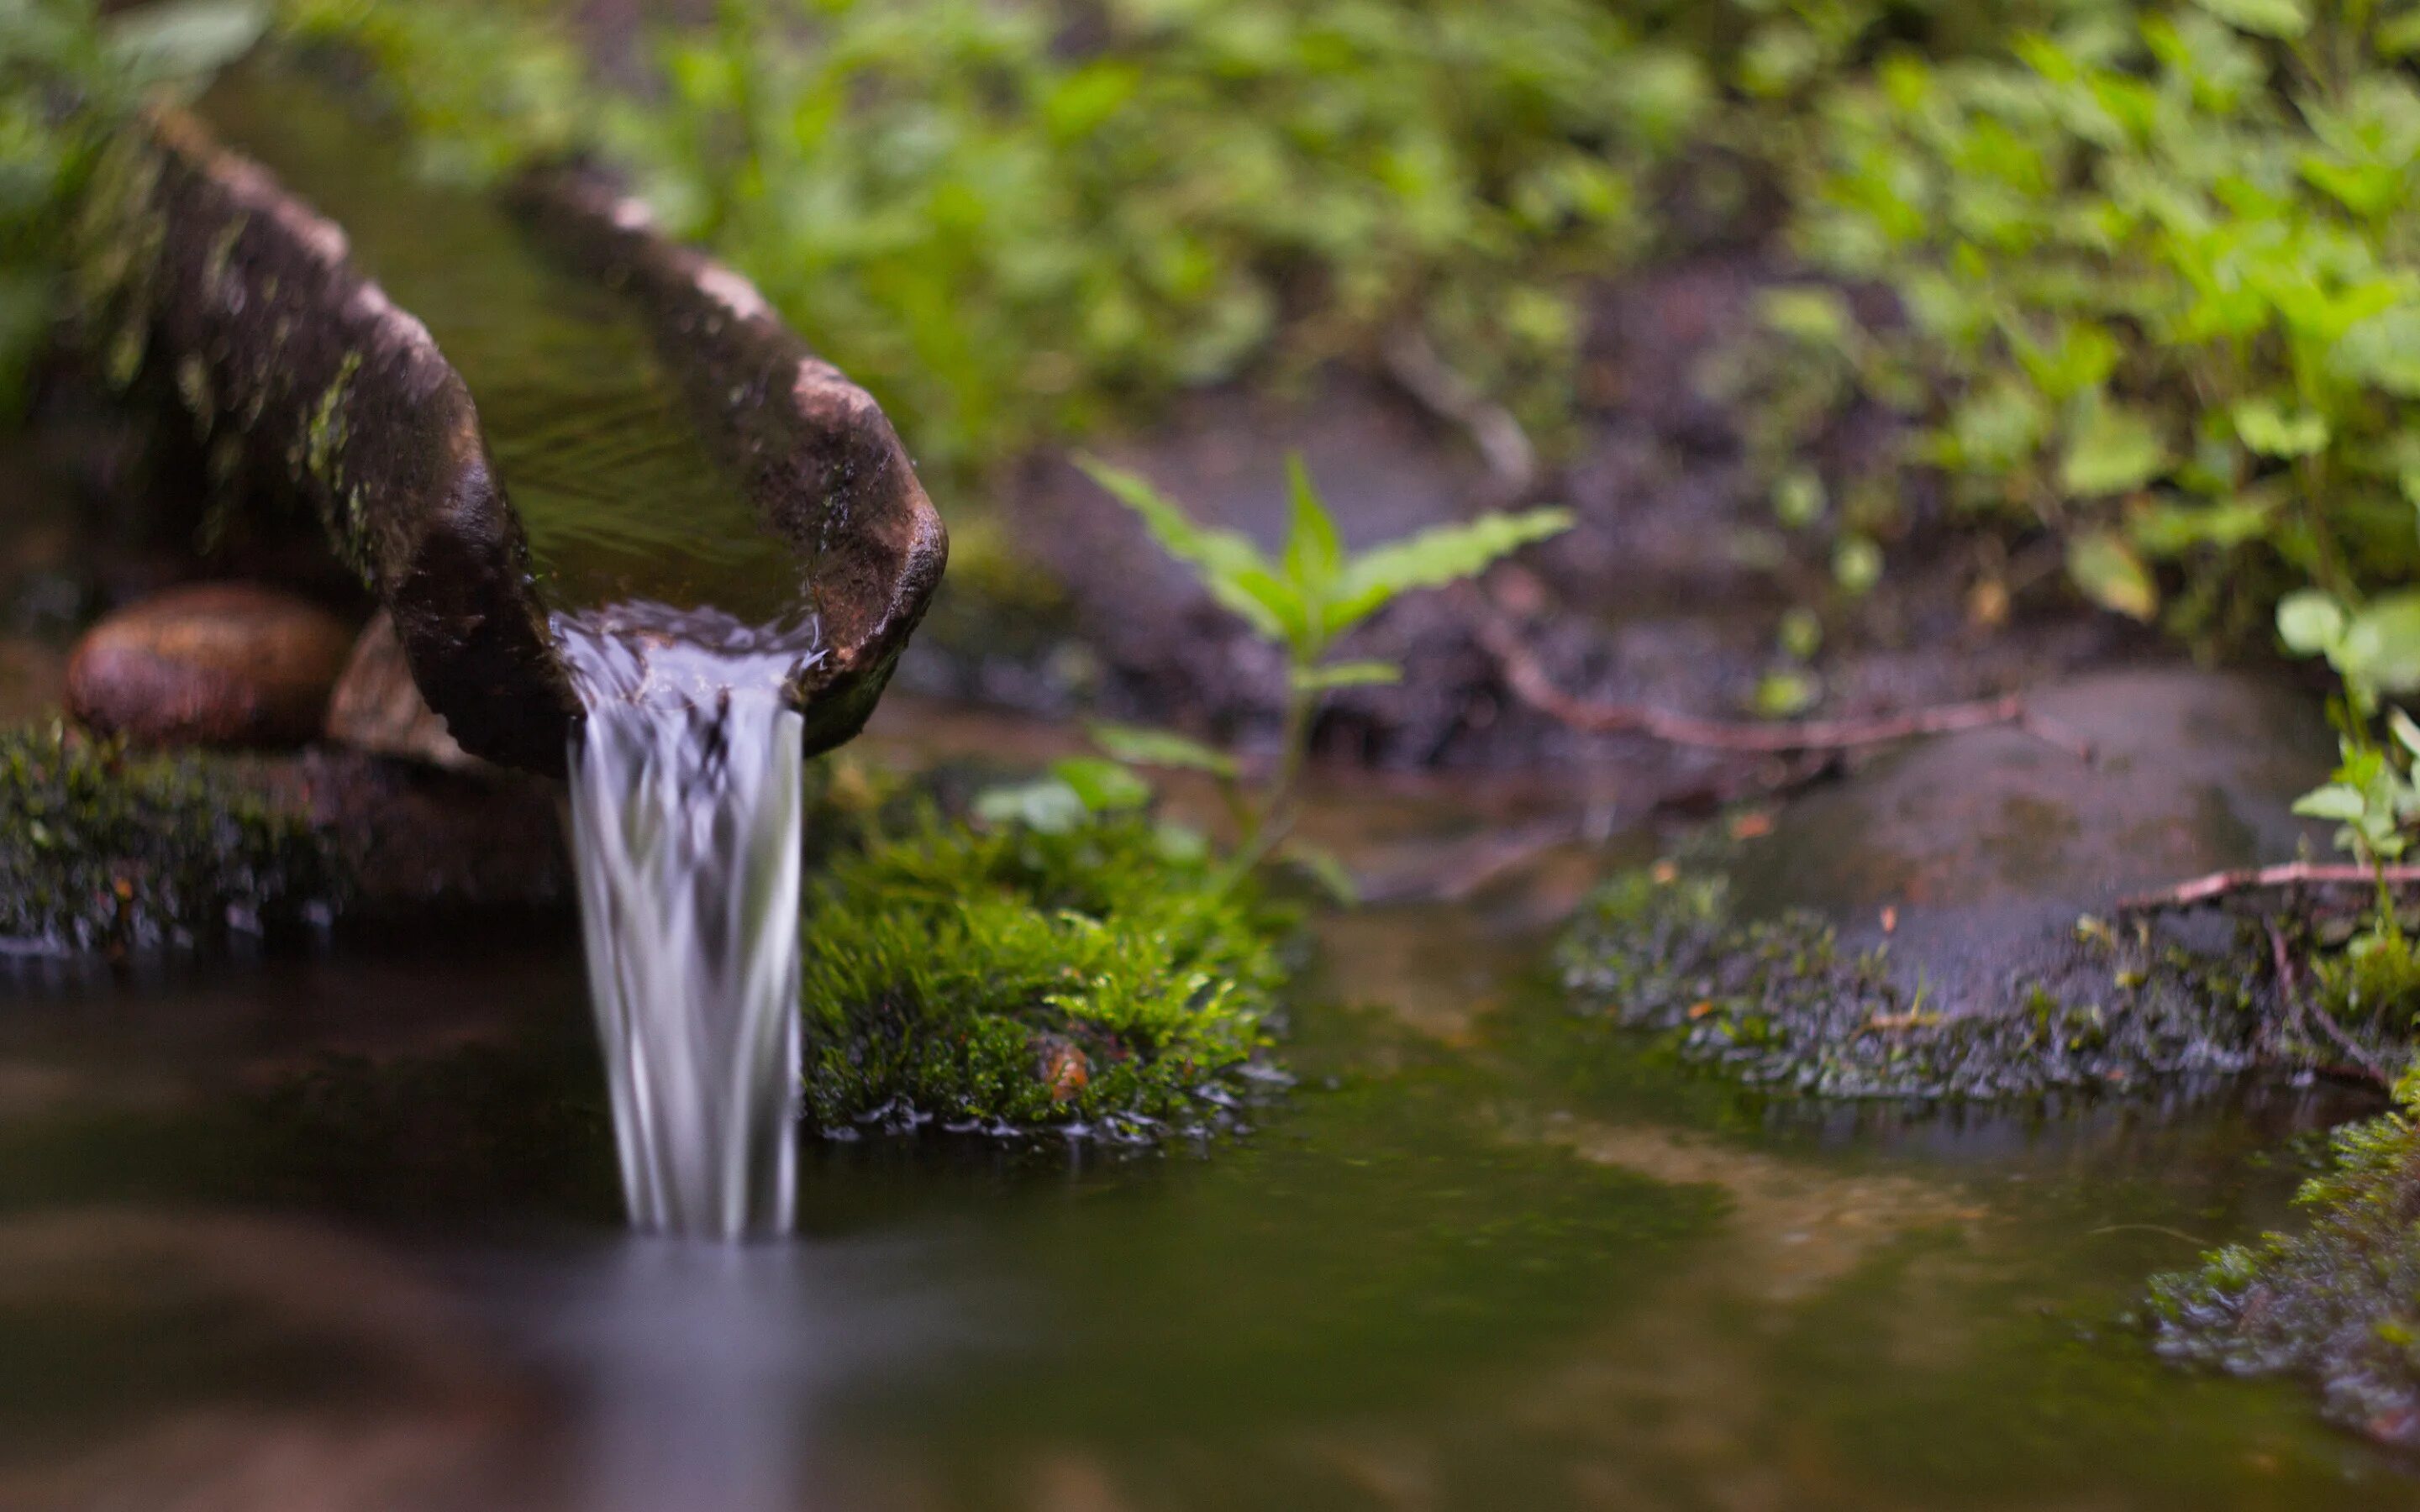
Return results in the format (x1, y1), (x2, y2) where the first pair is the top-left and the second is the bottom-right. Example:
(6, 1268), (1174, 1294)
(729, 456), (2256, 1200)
(2149, 1063), (2420, 1448)
(1557, 862), (2310, 1100)
(798, 811), (1294, 1141)
(0, 723), (345, 956)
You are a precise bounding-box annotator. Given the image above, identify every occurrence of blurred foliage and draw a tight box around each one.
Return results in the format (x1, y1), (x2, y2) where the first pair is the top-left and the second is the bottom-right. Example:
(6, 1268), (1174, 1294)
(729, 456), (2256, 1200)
(21, 0), (2420, 680)
(0, 0), (263, 417)
(1791, 0), (2420, 644)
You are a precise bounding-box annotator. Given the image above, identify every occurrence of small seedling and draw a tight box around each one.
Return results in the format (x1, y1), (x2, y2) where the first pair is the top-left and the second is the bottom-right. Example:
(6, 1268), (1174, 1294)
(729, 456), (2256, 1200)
(1072, 451), (1571, 891)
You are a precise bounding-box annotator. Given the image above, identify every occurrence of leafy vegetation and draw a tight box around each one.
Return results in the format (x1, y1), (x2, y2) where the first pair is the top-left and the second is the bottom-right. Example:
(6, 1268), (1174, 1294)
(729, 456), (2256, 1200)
(0, 721), (344, 955)
(2151, 1058), (2420, 1449)
(797, 804), (1293, 1139)
(1791, 0), (2420, 643)
(0, 0), (264, 415)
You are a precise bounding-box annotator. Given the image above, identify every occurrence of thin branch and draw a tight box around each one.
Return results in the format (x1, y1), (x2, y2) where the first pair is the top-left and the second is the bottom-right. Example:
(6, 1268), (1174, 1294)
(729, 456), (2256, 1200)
(1382, 327), (1539, 501)
(1470, 601), (2094, 759)
(2117, 862), (2420, 916)
(2267, 916), (2391, 1089)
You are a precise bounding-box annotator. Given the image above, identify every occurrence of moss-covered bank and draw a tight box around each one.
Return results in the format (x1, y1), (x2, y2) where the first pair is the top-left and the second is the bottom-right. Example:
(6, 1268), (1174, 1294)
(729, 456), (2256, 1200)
(1556, 862), (2387, 1100)
(799, 811), (1294, 1142)
(2151, 1065), (2420, 1449)
(0, 722), (344, 956)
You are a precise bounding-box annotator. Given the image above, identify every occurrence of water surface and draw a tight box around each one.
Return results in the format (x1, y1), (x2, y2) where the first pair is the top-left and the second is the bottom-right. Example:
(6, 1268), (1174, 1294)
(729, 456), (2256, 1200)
(0, 837), (2406, 1510)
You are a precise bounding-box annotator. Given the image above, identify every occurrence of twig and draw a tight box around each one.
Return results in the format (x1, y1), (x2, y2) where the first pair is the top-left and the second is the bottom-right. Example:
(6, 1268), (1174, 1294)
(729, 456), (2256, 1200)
(1470, 602), (2094, 759)
(2117, 862), (2420, 916)
(2085, 1223), (2214, 1247)
(2267, 916), (2391, 1089)
(1382, 328), (1539, 501)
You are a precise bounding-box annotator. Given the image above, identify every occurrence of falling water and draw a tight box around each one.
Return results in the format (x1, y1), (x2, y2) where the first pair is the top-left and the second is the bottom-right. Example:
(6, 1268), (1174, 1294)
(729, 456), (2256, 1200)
(558, 604), (820, 1241)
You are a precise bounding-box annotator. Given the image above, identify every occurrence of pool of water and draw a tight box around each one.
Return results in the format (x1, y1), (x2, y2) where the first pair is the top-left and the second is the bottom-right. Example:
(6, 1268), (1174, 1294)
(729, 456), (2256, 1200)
(0, 797), (2403, 1511)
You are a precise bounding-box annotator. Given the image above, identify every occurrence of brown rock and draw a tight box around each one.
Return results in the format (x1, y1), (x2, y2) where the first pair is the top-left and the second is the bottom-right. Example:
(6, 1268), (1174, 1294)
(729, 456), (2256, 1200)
(324, 612), (478, 770)
(66, 582), (355, 748)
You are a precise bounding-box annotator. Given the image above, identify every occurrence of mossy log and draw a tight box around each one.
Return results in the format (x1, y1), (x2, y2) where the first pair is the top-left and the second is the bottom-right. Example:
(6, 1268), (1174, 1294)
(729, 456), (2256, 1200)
(72, 106), (944, 774)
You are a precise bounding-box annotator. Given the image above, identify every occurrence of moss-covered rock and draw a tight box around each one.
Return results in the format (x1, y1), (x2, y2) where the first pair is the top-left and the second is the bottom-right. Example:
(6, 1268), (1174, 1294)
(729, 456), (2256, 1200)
(0, 722), (345, 955)
(1557, 861), (2357, 1099)
(799, 812), (1293, 1141)
(2150, 1065), (2420, 1448)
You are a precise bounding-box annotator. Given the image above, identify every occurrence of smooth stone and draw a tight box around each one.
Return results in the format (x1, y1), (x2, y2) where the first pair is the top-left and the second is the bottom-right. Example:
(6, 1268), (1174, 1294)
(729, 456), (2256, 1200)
(66, 583), (355, 748)
(324, 612), (477, 770)
(1735, 665), (2336, 1010)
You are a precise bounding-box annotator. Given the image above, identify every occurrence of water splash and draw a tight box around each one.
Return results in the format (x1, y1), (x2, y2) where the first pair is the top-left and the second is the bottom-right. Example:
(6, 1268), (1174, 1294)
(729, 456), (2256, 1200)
(559, 604), (819, 1240)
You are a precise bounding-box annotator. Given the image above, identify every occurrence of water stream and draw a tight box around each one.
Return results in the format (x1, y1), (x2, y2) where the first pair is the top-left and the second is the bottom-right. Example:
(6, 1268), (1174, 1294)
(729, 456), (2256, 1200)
(557, 607), (818, 1239)
(197, 69), (825, 1239)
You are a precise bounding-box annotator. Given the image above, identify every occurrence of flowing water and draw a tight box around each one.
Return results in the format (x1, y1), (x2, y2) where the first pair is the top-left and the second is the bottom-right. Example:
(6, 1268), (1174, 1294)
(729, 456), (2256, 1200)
(197, 70), (828, 1236)
(557, 608), (816, 1239)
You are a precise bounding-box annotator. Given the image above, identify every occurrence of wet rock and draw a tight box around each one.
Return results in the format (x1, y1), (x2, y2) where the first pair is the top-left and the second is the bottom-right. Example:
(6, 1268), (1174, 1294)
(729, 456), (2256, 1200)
(1560, 668), (2349, 1099)
(260, 749), (569, 917)
(324, 612), (476, 770)
(1736, 666), (2333, 992)
(66, 582), (354, 748)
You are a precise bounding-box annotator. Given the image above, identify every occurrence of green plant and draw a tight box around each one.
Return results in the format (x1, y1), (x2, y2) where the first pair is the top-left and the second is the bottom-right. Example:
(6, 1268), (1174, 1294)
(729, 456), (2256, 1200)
(2277, 586), (2420, 952)
(1, 0), (263, 416)
(1077, 452), (1569, 884)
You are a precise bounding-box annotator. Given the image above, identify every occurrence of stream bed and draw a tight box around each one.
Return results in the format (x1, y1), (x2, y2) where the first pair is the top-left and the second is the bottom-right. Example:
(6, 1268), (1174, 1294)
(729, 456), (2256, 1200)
(0, 747), (2406, 1511)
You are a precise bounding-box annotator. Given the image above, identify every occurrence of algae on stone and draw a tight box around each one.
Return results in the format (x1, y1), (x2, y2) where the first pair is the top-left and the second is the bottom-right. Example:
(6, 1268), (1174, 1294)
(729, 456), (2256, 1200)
(1557, 862), (2321, 1100)
(2150, 1062), (2420, 1448)
(799, 811), (1292, 1141)
(0, 722), (344, 955)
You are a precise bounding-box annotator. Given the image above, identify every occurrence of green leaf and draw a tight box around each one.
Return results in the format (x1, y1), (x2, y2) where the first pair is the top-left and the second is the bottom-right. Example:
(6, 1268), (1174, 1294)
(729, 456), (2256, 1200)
(2060, 402), (2170, 497)
(1326, 507), (1572, 635)
(1281, 453), (1343, 600)
(2340, 593), (2420, 694)
(1832, 534), (1883, 597)
(2191, 0), (2310, 37)
(1050, 757), (1152, 813)
(2293, 785), (2369, 823)
(2066, 532), (2159, 620)
(108, 0), (265, 81)
(2276, 590), (2349, 656)
(1086, 722), (1239, 778)
(2391, 707), (2420, 763)
(2231, 399), (2330, 459)
(1281, 842), (1360, 906)
(1750, 669), (1821, 718)
(1078, 455), (1295, 643)
(1290, 660), (1402, 693)
(972, 778), (1091, 834)
(2380, 9), (2420, 56)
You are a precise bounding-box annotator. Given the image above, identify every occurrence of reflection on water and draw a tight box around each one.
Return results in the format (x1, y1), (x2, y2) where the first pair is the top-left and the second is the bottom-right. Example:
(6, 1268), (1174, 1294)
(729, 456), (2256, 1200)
(470, 1234), (977, 1512)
